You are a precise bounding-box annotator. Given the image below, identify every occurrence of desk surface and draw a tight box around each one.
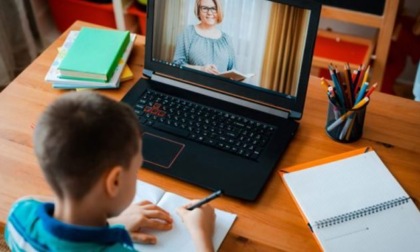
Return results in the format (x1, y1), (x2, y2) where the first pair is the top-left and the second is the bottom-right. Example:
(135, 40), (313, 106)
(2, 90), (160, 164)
(1, 21), (419, 251)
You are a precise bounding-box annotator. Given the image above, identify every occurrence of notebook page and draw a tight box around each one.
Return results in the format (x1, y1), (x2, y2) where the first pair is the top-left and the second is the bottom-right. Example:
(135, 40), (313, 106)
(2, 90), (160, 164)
(131, 180), (166, 204)
(314, 200), (420, 252)
(134, 192), (236, 252)
(283, 151), (409, 224)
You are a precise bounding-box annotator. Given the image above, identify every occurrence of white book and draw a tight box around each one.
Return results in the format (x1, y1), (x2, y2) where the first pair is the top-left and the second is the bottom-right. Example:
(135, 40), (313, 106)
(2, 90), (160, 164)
(45, 31), (136, 89)
(131, 180), (236, 252)
(51, 82), (120, 89)
(282, 151), (420, 252)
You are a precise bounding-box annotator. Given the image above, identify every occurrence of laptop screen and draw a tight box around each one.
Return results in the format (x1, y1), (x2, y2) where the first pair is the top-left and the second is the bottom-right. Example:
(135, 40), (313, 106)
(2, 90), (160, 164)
(144, 0), (320, 118)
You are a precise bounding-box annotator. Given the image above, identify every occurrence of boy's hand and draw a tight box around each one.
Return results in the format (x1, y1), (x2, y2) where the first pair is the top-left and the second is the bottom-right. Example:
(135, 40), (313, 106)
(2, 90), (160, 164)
(177, 200), (215, 252)
(108, 200), (173, 244)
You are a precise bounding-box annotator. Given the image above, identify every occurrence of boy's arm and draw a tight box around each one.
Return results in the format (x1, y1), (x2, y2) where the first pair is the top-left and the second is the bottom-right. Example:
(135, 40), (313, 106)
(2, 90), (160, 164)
(177, 202), (215, 252)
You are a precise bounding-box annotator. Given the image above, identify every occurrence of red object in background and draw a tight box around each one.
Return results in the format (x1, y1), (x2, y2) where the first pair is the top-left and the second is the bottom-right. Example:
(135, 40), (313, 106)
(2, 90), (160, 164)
(314, 36), (370, 66)
(319, 68), (332, 81)
(127, 4), (147, 35)
(313, 33), (371, 82)
(381, 15), (420, 94)
(48, 0), (116, 32)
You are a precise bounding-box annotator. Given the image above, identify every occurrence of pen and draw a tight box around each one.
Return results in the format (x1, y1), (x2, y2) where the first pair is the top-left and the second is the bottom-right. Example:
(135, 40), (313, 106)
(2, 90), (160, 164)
(187, 190), (223, 210)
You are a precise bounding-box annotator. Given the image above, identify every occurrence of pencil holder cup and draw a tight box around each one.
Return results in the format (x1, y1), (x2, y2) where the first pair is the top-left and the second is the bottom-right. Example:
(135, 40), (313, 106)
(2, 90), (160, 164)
(325, 101), (368, 143)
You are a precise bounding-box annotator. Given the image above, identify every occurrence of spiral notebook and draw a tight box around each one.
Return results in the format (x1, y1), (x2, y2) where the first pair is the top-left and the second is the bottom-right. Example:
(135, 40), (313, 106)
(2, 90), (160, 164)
(279, 149), (420, 252)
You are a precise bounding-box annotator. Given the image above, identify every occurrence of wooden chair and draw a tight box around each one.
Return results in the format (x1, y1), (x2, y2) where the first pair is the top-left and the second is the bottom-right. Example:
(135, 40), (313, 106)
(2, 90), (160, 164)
(313, 0), (400, 90)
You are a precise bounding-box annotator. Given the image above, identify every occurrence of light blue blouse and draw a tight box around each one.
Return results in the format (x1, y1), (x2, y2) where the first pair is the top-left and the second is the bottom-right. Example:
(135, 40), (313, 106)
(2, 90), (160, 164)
(173, 25), (236, 72)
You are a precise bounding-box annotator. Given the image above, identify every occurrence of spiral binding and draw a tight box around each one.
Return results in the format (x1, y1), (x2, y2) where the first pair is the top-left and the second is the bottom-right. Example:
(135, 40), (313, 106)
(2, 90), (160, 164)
(314, 196), (410, 229)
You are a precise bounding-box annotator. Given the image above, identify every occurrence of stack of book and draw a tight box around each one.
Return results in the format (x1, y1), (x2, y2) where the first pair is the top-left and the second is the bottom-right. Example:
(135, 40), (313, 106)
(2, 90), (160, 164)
(45, 27), (136, 89)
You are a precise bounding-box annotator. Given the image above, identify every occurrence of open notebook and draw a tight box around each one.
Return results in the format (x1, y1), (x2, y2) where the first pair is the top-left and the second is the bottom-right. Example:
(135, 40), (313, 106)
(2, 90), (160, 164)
(131, 180), (236, 251)
(280, 150), (420, 252)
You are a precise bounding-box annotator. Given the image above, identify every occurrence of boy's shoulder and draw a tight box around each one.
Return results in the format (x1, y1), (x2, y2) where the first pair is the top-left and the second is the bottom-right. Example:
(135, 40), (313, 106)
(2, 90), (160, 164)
(5, 198), (49, 250)
(10, 197), (41, 210)
(7, 197), (41, 226)
(5, 197), (135, 251)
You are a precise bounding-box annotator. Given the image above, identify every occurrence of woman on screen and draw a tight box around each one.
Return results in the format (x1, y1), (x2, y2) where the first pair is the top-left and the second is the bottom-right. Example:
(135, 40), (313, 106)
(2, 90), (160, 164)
(173, 0), (236, 74)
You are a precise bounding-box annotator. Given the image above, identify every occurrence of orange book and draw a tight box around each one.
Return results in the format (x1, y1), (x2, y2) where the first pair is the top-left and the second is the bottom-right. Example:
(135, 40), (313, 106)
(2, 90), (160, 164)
(279, 147), (369, 174)
(279, 147), (420, 252)
(279, 147), (368, 250)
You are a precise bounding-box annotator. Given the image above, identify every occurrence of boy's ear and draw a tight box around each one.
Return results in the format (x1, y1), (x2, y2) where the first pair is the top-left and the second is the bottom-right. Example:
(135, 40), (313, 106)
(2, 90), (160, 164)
(105, 166), (123, 198)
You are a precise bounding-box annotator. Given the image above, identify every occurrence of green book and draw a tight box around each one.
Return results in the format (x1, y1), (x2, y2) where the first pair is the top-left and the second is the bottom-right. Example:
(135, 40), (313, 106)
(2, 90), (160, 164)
(58, 27), (130, 82)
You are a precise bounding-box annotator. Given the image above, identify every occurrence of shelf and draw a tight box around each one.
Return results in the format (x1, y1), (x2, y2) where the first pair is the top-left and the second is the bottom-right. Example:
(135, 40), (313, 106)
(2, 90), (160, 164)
(312, 30), (374, 70)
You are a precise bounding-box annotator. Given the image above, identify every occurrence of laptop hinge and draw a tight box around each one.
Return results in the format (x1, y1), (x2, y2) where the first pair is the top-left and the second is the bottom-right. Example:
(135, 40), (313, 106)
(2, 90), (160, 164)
(289, 111), (302, 119)
(143, 69), (153, 78)
(149, 73), (291, 119)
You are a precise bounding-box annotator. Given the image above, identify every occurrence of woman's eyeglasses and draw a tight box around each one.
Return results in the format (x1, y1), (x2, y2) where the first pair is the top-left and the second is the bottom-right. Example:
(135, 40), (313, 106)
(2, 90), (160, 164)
(199, 6), (217, 14)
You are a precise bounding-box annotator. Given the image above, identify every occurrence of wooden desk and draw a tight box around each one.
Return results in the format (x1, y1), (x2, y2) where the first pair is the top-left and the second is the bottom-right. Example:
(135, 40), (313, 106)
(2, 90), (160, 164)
(1, 21), (419, 251)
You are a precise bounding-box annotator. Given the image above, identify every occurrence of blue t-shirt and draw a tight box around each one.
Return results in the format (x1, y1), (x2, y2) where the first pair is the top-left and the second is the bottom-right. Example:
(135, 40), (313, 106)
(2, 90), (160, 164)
(4, 198), (135, 251)
(173, 25), (236, 72)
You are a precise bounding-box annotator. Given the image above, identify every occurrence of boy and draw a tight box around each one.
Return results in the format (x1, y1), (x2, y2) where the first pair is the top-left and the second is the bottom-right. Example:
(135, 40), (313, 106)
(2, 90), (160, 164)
(4, 92), (215, 251)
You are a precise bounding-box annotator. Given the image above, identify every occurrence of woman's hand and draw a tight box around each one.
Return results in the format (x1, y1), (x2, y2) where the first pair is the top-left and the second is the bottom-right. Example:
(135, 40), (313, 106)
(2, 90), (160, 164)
(177, 200), (215, 252)
(201, 64), (220, 74)
(108, 200), (173, 244)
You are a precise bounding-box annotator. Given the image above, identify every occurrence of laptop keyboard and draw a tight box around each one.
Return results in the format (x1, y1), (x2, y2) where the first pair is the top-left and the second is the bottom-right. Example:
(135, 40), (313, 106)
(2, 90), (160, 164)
(133, 89), (277, 160)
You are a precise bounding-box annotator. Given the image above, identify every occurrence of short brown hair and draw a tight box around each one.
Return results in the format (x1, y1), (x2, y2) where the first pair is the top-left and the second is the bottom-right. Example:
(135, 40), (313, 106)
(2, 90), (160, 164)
(34, 92), (141, 200)
(194, 0), (224, 24)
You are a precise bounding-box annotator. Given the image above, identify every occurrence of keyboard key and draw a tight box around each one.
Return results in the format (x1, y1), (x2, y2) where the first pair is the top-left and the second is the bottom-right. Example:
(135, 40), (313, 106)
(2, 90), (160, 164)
(153, 122), (189, 137)
(137, 89), (277, 160)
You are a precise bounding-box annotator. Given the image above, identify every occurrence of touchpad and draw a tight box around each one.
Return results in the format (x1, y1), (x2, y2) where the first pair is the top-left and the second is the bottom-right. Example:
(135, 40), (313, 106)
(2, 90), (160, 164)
(142, 133), (185, 169)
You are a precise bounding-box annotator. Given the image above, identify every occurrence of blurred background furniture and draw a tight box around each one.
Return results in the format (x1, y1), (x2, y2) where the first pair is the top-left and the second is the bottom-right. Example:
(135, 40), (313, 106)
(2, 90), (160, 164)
(47, 0), (146, 34)
(312, 0), (400, 91)
(413, 61), (420, 101)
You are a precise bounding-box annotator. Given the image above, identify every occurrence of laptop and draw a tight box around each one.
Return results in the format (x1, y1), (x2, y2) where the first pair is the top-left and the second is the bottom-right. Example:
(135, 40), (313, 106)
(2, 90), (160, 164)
(122, 0), (321, 201)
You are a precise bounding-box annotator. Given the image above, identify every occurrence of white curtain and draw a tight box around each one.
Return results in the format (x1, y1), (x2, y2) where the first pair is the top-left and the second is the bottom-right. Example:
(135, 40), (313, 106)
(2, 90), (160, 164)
(154, 0), (272, 86)
(217, 0), (271, 86)
(0, 0), (39, 89)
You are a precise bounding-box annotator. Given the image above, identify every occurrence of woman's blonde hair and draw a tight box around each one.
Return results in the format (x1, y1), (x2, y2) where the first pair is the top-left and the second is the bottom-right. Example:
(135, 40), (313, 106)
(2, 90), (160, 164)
(194, 0), (224, 24)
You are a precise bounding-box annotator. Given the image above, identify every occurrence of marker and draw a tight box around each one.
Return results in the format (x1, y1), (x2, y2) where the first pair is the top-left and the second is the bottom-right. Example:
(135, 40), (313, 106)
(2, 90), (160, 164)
(187, 190), (223, 210)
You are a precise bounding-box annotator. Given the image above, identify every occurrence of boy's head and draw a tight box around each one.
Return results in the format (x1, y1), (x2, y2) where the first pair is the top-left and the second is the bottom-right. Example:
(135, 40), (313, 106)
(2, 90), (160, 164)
(34, 92), (142, 206)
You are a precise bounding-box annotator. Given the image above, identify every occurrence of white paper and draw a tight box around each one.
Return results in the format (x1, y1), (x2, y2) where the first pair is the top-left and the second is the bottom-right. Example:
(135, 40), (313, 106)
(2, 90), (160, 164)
(132, 181), (236, 252)
(283, 151), (420, 252)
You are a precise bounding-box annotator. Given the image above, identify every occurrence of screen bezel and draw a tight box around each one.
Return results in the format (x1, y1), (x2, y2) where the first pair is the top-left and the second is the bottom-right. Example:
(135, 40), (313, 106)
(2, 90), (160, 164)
(143, 0), (321, 119)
